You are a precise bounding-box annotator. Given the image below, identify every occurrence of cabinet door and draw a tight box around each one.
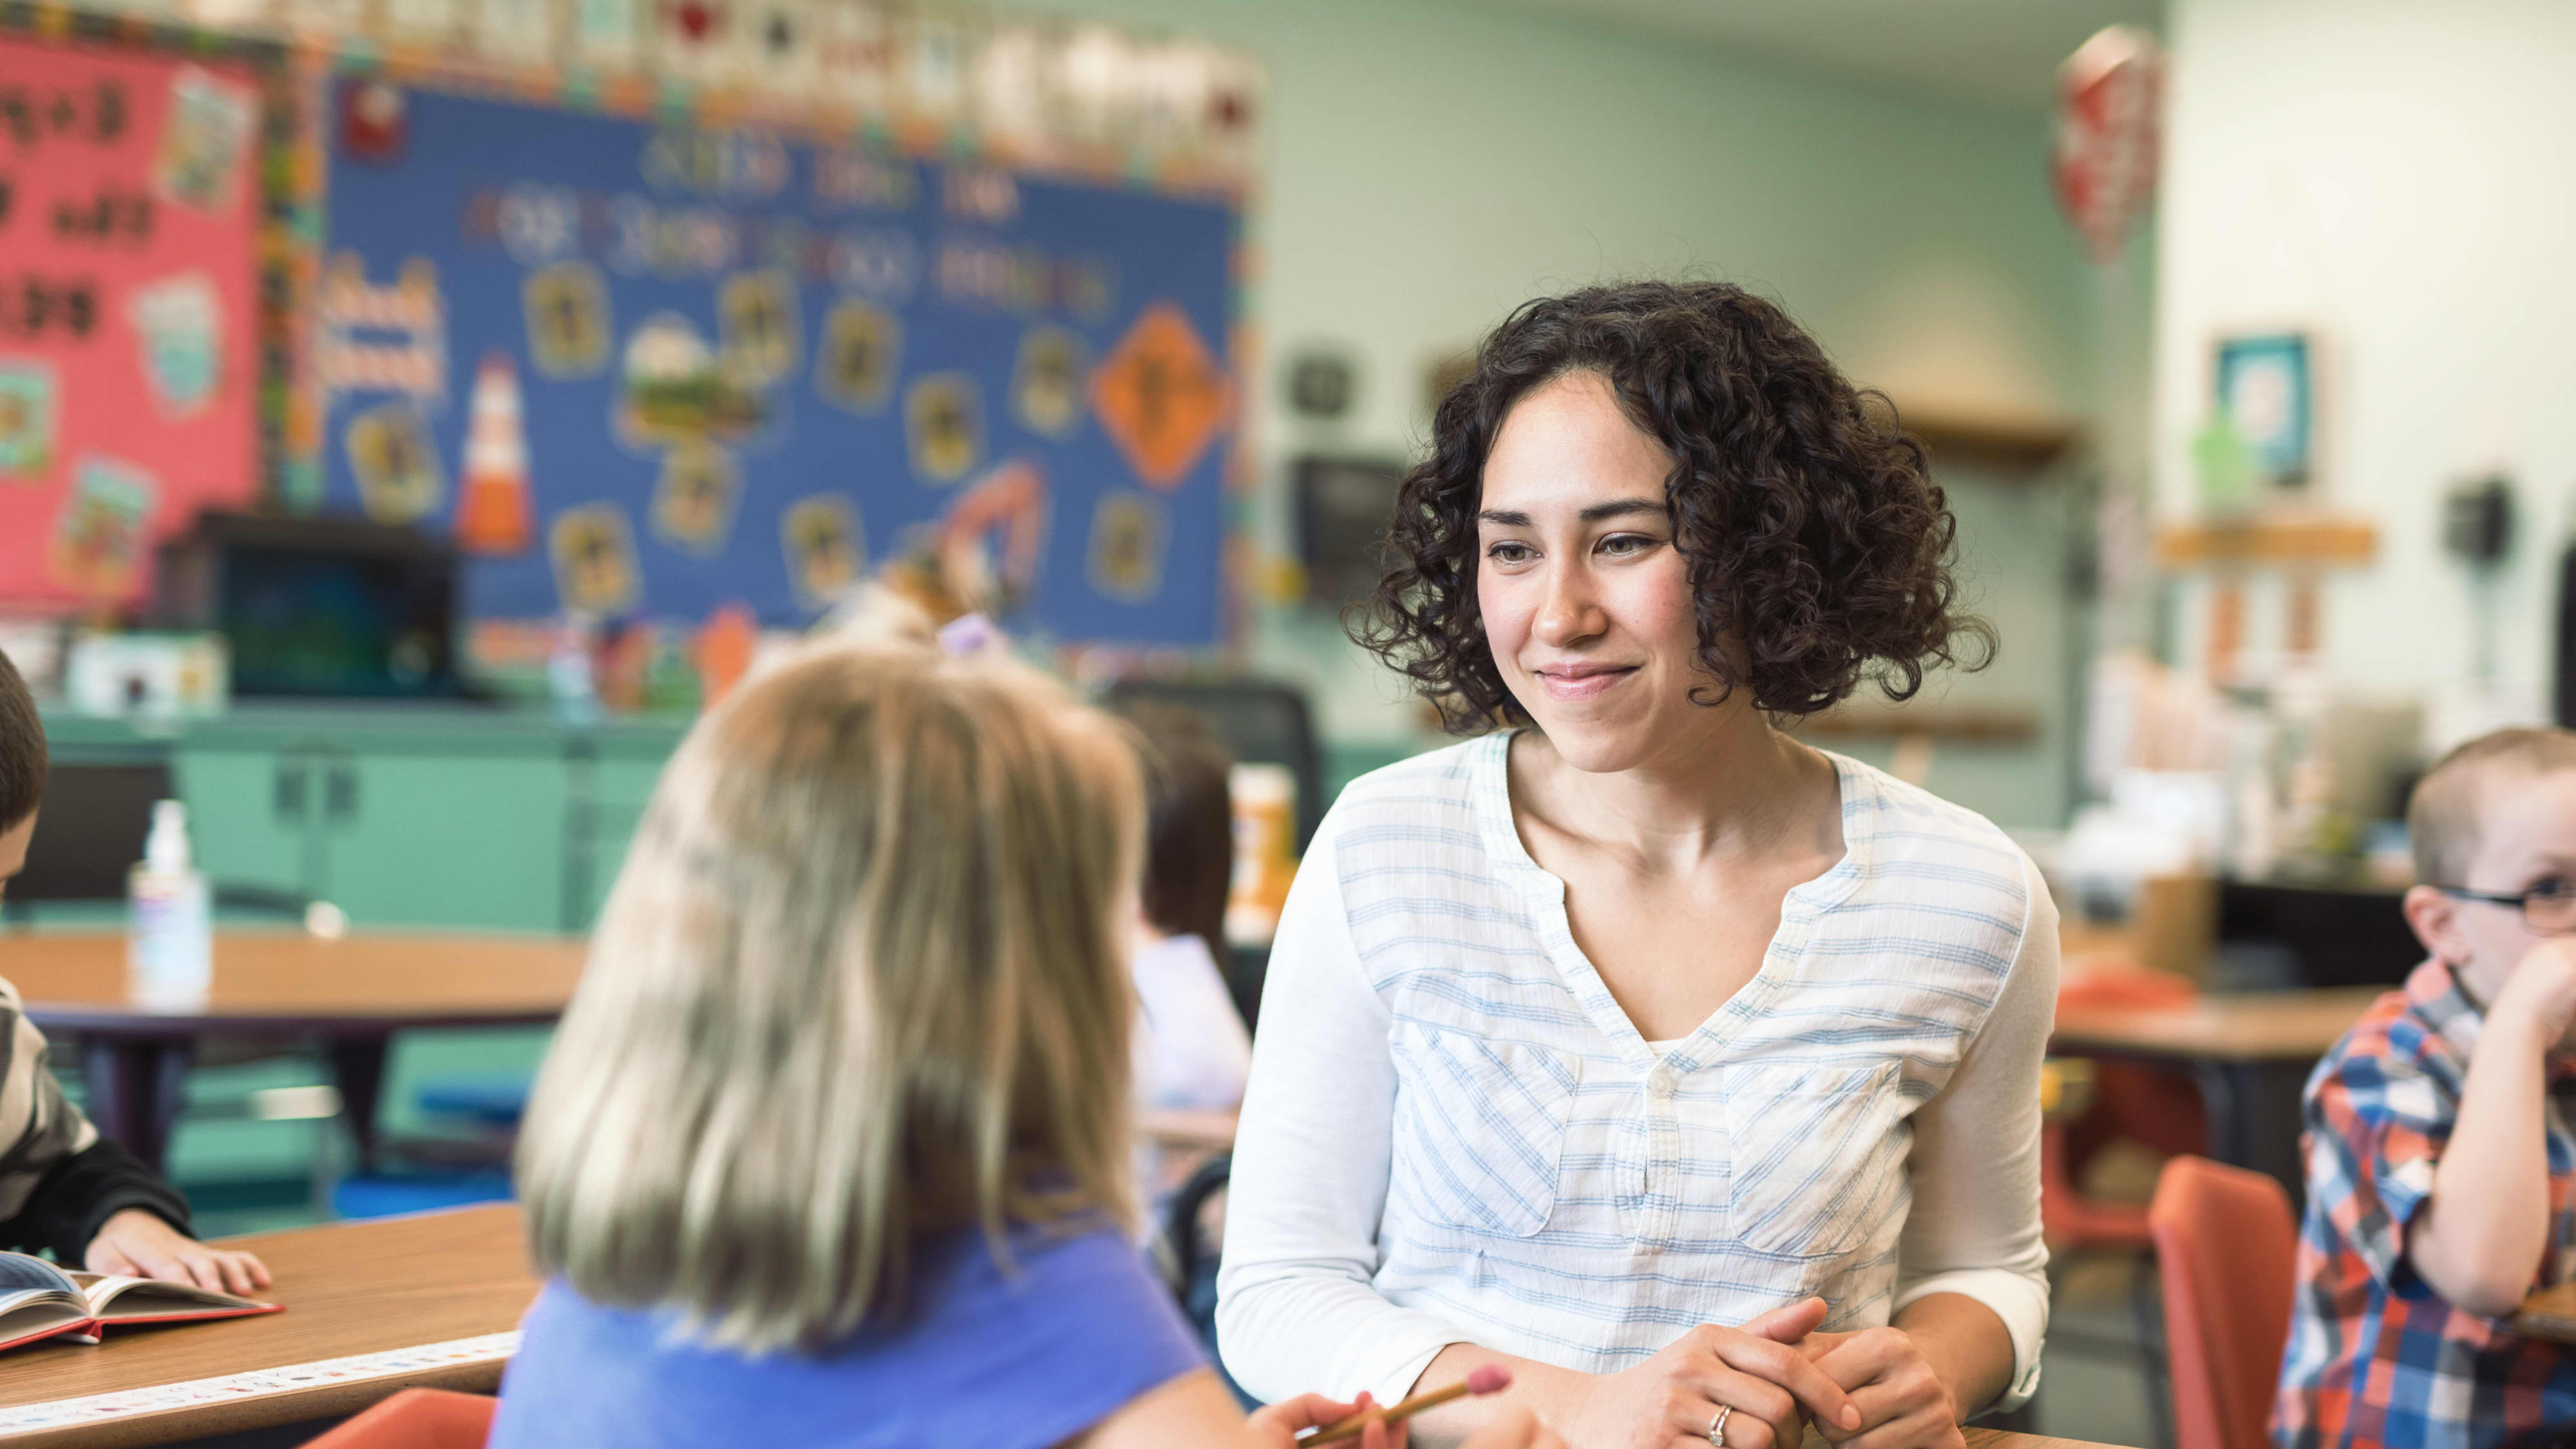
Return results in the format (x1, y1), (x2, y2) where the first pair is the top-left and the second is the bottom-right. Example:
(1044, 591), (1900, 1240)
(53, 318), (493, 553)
(564, 753), (665, 932)
(173, 745), (316, 900)
(320, 751), (571, 932)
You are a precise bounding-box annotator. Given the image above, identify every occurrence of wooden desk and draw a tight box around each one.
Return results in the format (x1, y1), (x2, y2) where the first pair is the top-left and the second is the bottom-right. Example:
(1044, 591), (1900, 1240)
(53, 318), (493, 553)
(1965, 1431), (2128, 1449)
(2519, 1280), (2576, 1344)
(0, 1204), (2137, 1449)
(2052, 987), (2384, 1205)
(0, 1203), (533, 1446)
(2052, 988), (2383, 1063)
(4, 932), (587, 1170)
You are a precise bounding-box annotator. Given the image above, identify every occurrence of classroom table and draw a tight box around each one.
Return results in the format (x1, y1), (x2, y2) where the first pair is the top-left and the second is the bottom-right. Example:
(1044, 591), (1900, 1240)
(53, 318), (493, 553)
(2, 931), (588, 1172)
(2051, 986), (2385, 1204)
(2519, 1280), (2576, 1344)
(1137, 1106), (1240, 1153)
(0, 1202), (532, 1446)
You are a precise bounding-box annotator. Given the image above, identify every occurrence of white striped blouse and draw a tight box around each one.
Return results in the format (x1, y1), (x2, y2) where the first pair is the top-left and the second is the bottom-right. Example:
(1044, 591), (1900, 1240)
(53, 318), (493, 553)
(1215, 733), (2056, 1413)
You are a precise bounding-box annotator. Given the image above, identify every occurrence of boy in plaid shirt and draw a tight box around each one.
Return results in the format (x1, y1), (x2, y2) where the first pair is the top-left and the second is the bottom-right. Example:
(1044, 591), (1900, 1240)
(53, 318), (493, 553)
(2278, 728), (2576, 1449)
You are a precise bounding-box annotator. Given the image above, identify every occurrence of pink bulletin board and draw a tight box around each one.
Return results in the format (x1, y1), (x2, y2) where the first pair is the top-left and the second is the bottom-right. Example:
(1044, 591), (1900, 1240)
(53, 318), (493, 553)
(0, 33), (264, 613)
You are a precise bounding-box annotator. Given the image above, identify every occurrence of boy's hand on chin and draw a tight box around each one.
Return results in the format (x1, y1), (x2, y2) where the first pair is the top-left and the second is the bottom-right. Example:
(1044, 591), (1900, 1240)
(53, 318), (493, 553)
(2494, 938), (2576, 1050)
(84, 1209), (272, 1296)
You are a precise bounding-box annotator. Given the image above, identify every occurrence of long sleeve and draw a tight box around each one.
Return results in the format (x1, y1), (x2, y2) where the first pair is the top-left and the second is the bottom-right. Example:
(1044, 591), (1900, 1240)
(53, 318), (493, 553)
(0, 976), (181, 1264)
(1215, 825), (1470, 1407)
(1889, 849), (2060, 1414)
(0, 1137), (191, 1264)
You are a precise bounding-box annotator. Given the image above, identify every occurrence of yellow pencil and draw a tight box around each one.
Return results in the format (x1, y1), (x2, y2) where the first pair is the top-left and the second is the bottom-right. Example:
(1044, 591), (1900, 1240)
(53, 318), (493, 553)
(1302, 1365), (1512, 1445)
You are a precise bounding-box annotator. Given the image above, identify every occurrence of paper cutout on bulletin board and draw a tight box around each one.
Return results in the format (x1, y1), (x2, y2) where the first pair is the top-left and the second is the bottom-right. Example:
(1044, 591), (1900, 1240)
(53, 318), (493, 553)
(719, 270), (799, 388)
(0, 35), (263, 611)
(654, 441), (740, 555)
(524, 261), (611, 378)
(618, 312), (766, 448)
(128, 273), (223, 416)
(934, 459), (1045, 612)
(1092, 301), (1227, 489)
(1086, 488), (1164, 603)
(551, 500), (641, 613)
(153, 66), (258, 214)
(1013, 325), (1086, 439)
(815, 299), (899, 413)
(457, 353), (533, 554)
(319, 255), (447, 402)
(0, 362), (59, 480)
(906, 372), (981, 483)
(48, 456), (157, 598)
(346, 400), (445, 524)
(782, 493), (861, 609)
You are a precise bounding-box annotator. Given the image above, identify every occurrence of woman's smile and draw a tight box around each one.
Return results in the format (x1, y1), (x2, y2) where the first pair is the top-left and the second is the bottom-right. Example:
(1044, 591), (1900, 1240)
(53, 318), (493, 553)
(1531, 660), (1638, 702)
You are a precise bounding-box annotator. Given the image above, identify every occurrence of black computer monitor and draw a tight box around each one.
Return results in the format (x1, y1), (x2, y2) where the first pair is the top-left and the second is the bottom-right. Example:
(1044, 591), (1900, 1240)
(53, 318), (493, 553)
(12, 761), (169, 903)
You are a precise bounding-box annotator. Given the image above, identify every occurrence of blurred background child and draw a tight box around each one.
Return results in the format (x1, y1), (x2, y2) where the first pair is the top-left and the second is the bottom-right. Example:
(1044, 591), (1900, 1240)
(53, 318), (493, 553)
(1116, 701), (1253, 1122)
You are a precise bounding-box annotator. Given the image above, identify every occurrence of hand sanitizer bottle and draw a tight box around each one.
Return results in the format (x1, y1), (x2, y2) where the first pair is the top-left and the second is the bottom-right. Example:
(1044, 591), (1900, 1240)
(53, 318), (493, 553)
(128, 800), (212, 1008)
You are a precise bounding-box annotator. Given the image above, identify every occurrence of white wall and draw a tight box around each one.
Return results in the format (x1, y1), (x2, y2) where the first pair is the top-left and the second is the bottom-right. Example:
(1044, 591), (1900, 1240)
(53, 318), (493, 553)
(2154, 0), (2576, 715)
(1031, 0), (2108, 824)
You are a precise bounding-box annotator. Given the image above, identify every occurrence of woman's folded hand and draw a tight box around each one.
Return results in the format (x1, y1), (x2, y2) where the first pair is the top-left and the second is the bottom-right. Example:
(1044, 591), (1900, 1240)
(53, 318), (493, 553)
(1804, 1328), (1965, 1449)
(1562, 1302), (1861, 1449)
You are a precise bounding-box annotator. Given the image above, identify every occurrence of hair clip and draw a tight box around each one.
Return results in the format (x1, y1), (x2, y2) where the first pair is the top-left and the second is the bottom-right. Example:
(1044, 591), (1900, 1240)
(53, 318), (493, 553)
(938, 612), (1003, 658)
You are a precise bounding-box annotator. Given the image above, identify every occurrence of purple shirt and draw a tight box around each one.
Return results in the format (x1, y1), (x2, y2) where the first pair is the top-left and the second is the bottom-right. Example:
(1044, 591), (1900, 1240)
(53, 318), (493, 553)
(490, 1219), (1204, 1448)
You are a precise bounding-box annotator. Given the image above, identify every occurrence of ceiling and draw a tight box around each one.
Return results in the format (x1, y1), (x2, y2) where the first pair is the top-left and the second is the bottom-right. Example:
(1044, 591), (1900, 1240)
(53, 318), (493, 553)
(1460, 0), (2164, 111)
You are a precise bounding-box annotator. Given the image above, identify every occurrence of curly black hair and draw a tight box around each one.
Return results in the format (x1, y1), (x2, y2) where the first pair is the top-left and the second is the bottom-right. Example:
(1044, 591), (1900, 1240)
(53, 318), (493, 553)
(1350, 280), (1992, 730)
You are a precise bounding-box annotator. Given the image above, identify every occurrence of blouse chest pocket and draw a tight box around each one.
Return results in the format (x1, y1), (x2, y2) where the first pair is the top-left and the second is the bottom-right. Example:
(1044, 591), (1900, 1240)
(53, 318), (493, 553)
(1388, 1023), (1580, 1239)
(1721, 1061), (1908, 1262)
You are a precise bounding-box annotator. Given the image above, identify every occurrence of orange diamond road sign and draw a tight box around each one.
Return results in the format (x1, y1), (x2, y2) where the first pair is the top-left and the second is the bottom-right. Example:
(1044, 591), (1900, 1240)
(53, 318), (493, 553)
(1090, 301), (1231, 489)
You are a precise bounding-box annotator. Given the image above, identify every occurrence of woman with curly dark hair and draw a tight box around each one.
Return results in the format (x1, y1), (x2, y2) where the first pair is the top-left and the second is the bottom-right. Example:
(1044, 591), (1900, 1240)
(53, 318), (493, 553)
(1216, 283), (2057, 1449)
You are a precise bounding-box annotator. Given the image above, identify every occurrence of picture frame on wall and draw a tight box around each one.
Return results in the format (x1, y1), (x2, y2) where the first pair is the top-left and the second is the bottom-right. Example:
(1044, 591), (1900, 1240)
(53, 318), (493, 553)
(2213, 331), (2316, 491)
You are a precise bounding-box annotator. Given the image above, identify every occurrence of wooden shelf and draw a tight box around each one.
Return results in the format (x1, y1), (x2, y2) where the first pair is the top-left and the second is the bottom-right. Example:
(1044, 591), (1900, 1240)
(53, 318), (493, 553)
(1900, 408), (2082, 471)
(2155, 513), (2378, 569)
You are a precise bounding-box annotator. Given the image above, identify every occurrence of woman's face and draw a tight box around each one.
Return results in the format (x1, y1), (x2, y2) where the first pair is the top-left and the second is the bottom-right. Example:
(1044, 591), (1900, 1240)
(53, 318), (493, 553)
(1476, 370), (1723, 774)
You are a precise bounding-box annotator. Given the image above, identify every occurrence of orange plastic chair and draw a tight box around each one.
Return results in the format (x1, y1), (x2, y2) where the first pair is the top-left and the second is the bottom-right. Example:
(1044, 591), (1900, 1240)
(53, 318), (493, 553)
(303, 1388), (497, 1449)
(2147, 1155), (2299, 1449)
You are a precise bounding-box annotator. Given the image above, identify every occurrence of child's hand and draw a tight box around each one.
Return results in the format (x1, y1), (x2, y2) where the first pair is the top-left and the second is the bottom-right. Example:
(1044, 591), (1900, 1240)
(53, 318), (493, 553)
(2493, 938), (2576, 1051)
(1247, 1391), (1407, 1449)
(84, 1209), (271, 1296)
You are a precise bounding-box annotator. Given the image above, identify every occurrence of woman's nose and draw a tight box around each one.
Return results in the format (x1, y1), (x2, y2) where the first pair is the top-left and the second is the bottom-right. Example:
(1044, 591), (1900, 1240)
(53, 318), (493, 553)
(1533, 566), (1602, 647)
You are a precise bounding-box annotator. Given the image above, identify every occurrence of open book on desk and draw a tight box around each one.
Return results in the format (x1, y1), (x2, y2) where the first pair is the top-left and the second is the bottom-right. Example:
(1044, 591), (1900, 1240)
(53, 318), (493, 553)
(0, 1252), (281, 1352)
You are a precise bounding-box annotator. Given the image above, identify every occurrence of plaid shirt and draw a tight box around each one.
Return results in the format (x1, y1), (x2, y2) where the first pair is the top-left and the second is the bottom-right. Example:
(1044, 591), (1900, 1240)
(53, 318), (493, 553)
(2275, 959), (2576, 1449)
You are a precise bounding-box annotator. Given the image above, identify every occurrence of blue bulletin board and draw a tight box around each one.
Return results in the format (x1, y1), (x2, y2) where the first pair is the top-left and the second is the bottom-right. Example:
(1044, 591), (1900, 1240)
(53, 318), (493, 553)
(317, 78), (1237, 647)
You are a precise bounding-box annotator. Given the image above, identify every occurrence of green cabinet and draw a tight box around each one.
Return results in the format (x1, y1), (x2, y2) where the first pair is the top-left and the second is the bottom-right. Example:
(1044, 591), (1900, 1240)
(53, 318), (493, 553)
(46, 709), (686, 934)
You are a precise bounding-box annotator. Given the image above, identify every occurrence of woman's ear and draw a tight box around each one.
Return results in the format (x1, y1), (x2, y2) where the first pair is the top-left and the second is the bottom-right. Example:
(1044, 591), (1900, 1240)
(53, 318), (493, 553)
(2402, 884), (2466, 964)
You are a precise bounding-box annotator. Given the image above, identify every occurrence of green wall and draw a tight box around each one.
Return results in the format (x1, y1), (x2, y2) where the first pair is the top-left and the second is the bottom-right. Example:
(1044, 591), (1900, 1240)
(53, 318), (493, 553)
(1025, 0), (2107, 825)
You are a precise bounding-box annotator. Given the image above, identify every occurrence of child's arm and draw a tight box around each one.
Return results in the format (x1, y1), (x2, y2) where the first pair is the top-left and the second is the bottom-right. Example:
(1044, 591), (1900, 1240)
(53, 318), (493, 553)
(2409, 941), (2576, 1317)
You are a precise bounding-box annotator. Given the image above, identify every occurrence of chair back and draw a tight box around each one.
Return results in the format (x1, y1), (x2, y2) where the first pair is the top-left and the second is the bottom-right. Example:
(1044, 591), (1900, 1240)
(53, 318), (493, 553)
(1099, 677), (1325, 851)
(2148, 1155), (2298, 1449)
(305, 1388), (496, 1449)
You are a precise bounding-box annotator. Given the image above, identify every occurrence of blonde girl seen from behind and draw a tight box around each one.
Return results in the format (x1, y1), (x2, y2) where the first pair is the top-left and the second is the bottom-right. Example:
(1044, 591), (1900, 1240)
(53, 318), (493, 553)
(490, 639), (1555, 1449)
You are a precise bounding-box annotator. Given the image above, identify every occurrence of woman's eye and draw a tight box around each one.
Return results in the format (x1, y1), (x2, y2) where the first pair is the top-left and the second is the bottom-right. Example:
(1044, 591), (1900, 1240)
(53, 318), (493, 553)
(1599, 534), (1659, 556)
(1485, 542), (1534, 564)
(2534, 876), (2572, 900)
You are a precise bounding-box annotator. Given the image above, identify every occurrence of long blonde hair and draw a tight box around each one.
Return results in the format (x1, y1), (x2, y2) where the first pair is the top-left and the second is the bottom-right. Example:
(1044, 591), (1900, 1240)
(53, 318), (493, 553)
(517, 641), (1143, 1352)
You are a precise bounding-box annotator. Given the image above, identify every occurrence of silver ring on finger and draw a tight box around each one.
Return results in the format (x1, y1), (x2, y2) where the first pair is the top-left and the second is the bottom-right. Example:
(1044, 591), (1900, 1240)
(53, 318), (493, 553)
(1707, 1404), (1733, 1448)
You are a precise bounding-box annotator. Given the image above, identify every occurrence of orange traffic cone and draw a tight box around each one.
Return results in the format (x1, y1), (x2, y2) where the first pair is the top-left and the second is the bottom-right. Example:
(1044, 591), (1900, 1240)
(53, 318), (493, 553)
(456, 352), (533, 555)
